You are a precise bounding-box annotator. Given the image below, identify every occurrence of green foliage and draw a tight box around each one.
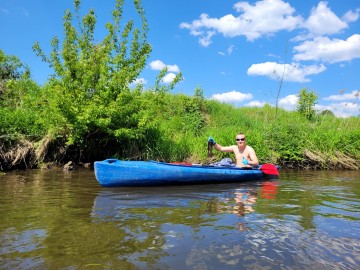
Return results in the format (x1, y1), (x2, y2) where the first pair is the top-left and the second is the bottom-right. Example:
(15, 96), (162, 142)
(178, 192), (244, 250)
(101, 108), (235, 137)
(32, 0), (154, 145)
(0, 50), (32, 108)
(319, 109), (335, 117)
(296, 88), (318, 120)
(0, 50), (30, 81)
(133, 87), (206, 162)
(0, 107), (41, 137)
(0, 51), (45, 139)
(29, 0), (181, 153)
(164, 87), (206, 136)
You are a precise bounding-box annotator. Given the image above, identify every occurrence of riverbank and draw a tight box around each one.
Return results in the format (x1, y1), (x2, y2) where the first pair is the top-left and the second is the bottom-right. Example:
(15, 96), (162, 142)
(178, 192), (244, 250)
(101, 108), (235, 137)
(1, 90), (359, 172)
(0, 108), (360, 171)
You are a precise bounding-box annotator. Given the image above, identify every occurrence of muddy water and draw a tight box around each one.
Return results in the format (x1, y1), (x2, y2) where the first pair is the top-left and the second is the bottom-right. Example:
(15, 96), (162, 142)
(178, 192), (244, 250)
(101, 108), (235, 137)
(1, 169), (359, 269)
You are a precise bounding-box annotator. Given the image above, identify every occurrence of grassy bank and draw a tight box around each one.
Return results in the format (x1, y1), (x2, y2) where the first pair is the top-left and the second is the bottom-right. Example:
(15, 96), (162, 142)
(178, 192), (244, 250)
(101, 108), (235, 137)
(1, 91), (359, 171)
(196, 101), (360, 169)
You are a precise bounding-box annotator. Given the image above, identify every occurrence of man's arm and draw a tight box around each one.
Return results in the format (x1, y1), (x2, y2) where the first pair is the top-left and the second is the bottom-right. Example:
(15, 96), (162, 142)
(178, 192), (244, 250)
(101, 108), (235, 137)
(208, 137), (234, 153)
(213, 143), (235, 153)
(247, 147), (259, 167)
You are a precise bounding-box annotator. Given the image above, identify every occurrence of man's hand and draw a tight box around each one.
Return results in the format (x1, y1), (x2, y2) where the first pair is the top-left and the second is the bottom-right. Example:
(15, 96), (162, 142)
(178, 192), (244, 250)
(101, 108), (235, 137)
(208, 137), (216, 146)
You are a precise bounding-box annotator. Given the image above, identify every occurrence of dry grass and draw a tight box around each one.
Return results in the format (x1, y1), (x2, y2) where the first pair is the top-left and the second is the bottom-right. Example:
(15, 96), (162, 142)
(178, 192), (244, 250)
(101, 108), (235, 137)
(0, 139), (35, 169)
(304, 149), (359, 170)
(332, 151), (359, 170)
(0, 136), (69, 171)
(35, 136), (54, 161)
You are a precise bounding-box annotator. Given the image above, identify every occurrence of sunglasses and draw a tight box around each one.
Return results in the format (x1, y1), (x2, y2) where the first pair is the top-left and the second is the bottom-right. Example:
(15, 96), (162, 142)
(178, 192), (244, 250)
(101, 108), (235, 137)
(236, 138), (246, 141)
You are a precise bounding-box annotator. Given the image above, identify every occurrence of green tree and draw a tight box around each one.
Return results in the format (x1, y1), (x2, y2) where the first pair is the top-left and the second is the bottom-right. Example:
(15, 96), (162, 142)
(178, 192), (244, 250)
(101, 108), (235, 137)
(30, 0), (183, 163)
(0, 50), (30, 81)
(0, 50), (44, 138)
(296, 88), (318, 120)
(0, 50), (31, 100)
(319, 109), (335, 117)
(32, 0), (160, 145)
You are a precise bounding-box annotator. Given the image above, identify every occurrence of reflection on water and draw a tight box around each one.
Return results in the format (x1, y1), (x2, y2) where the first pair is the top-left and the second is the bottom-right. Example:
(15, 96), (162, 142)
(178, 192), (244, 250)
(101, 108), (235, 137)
(0, 169), (359, 269)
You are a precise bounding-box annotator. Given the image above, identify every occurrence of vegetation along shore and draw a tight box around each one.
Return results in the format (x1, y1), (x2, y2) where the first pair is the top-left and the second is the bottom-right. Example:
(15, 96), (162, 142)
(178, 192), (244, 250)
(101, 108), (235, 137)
(1, 0), (359, 172)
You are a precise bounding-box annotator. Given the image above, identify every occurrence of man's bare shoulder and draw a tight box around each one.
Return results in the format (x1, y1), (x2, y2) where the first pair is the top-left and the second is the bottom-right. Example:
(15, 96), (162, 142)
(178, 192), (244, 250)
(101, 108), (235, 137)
(245, 145), (256, 153)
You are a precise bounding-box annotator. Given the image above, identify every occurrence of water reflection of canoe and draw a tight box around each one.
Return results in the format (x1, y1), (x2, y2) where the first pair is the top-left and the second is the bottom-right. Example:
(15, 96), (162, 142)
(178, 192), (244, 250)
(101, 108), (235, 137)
(91, 181), (264, 220)
(94, 159), (278, 187)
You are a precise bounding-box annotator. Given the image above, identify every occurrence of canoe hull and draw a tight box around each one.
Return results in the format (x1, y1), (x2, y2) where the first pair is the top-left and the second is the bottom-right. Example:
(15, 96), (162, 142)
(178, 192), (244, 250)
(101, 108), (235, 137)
(94, 159), (269, 187)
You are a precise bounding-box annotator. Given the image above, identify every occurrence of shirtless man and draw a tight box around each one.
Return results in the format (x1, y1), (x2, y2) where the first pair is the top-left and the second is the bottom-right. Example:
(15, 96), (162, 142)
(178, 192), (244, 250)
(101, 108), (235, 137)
(208, 133), (259, 168)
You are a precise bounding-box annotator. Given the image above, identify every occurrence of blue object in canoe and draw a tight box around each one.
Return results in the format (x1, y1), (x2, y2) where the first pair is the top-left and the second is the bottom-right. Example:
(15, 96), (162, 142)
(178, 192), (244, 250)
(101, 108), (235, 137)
(94, 159), (279, 187)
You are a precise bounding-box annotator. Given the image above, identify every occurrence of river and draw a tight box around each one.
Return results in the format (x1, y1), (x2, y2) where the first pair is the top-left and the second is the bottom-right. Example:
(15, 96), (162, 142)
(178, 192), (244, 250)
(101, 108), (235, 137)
(0, 168), (359, 269)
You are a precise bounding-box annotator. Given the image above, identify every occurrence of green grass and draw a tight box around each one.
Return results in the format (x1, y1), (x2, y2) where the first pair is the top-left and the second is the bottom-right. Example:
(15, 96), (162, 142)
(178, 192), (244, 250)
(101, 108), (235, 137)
(186, 101), (360, 169)
(1, 91), (359, 170)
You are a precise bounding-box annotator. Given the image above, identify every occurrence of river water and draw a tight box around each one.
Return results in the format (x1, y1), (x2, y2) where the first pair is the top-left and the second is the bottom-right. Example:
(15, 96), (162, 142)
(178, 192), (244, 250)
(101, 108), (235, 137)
(0, 168), (359, 269)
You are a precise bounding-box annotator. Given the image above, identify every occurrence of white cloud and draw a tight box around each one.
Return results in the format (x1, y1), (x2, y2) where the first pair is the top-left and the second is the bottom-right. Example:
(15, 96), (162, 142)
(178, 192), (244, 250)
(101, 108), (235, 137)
(278, 94), (298, 111)
(180, 0), (358, 56)
(149, 60), (181, 85)
(210, 91), (253, 103)
(209, 90), (359, 117)
(167, 65), (180, 73)
(199, 30), (216, 47)
(324, 90), (360, 101)
(342, 8), (360, 23)
(133, 78), (147, 85)
(129, 78), (147, 88)
(218, 45), (235, 56)
(303, 2), (348, 36)
(227, 45), (235, 55)
(180, 0), (302, 46)
(247, 61), (326, 82)
(245, 100), (267, 107)
(267, 54), (282, 60)
(293, 35), (360, 63)
(150, 60), (180, 72)
(162, 73), (176, 84)
(150, 60), (164, 70)
(278, 92), (359, 117)
(316, 102), (360, 118)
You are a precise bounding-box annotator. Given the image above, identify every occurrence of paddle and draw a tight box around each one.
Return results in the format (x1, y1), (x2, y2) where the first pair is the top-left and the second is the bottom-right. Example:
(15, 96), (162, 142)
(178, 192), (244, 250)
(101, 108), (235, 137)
(260, 164), (279, 176)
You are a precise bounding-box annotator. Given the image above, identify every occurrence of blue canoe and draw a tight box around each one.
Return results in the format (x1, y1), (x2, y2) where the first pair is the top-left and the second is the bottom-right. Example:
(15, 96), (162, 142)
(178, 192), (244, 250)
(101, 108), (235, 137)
(94, 159), (279, 187)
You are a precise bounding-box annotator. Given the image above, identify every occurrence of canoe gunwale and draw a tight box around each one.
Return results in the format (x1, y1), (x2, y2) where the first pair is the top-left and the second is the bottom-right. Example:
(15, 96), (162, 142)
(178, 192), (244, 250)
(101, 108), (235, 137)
(149, 160), (256, 170)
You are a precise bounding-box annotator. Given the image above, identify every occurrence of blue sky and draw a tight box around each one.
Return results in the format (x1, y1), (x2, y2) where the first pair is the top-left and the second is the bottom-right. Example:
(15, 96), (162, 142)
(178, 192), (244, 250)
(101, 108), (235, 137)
(1, 0), (359, 117)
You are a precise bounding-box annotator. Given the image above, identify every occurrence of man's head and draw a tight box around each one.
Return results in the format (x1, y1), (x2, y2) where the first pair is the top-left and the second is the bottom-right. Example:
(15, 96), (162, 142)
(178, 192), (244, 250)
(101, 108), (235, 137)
(235, 133), (246, 145)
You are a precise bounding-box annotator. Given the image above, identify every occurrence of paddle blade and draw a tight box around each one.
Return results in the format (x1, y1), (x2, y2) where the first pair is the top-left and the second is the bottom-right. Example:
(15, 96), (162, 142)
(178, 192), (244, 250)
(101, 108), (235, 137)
(260, 164), (279, 176)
